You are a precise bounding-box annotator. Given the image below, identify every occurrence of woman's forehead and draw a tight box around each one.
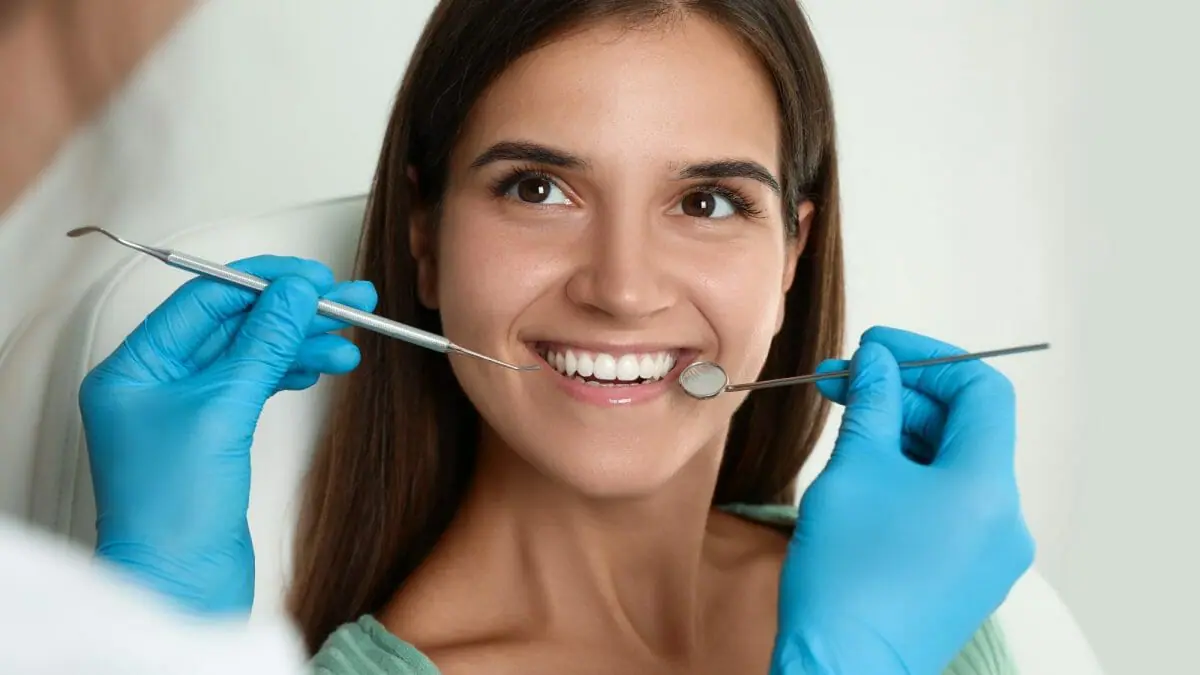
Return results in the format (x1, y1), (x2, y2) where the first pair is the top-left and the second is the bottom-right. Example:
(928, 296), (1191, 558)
(454, 15), (781, 175)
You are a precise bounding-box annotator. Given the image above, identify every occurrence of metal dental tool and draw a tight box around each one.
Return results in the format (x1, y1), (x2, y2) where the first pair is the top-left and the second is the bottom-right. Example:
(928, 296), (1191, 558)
(66, 226), (540, 372)
(678, 342), (1050, 400)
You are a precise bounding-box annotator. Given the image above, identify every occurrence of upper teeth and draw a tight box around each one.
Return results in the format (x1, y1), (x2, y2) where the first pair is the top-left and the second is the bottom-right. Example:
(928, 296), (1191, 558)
(544, 347), (676, 382)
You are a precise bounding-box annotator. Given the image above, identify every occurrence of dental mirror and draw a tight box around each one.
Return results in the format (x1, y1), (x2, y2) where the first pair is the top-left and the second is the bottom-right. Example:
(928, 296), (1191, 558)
(678, 342), (1051, 400)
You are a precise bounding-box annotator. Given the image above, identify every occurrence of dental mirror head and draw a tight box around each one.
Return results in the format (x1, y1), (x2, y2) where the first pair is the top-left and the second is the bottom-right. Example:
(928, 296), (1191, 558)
(678, 360), (730, 400)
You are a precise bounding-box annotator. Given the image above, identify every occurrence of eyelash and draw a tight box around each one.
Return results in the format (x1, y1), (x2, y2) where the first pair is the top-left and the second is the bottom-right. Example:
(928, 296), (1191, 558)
(488, 165), (765, 219)
(489, 164), (557, 200)
(690, 182), (765, 219)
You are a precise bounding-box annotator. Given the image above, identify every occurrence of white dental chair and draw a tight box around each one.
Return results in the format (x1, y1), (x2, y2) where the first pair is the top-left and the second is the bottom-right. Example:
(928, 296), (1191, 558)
(0, 195), (1104, 673)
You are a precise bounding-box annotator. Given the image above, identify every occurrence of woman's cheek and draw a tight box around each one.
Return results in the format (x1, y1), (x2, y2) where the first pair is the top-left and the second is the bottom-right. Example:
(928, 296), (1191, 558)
(436, 227), (562, 340)
(701, 251), (788, 381)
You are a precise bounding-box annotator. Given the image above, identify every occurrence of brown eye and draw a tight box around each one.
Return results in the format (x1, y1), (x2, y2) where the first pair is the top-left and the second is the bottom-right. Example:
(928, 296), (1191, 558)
(681, 189), (734, 218)
(496, 170), (570, 205)
(516, 177), (553, 203)
(681, 192), (717, 217)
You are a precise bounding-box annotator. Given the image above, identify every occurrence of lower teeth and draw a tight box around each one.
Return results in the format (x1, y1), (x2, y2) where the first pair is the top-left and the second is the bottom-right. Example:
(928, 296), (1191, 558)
(574, 376), (648, 387)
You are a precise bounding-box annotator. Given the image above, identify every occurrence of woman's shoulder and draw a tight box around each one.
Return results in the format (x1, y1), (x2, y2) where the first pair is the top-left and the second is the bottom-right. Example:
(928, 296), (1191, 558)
(310, 615), (439, 675)
(717, 502), (1019, 675)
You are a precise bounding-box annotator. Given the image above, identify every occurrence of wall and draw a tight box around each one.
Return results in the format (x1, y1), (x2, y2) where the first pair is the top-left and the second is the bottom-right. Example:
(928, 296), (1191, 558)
(804, 3), (1199, 672)
(1055, 1), (1199, 672)
(2, 1), (1193, 672)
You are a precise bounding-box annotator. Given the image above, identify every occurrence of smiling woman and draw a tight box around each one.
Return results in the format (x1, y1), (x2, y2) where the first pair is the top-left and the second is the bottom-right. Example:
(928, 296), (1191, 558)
(286, 1), (1013, 674)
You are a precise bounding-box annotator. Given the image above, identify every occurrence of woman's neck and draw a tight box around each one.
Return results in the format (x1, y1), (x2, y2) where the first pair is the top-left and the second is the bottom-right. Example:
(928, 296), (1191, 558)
(430, 426), (730, 658)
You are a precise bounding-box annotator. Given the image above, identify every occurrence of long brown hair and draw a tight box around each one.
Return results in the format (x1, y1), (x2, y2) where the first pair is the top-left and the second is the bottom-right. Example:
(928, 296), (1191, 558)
(288, 0), (843, 653)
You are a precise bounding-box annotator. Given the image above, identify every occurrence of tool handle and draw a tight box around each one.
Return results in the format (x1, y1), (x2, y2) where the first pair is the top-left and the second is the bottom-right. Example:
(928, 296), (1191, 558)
(723, 343), (1051, 393)
(165, 251), (452, 353)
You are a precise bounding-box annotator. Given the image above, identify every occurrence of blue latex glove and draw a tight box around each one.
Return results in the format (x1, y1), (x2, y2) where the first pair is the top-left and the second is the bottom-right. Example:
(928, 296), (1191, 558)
(78, 256), (377, 615)
(771, 326), (1035, 675)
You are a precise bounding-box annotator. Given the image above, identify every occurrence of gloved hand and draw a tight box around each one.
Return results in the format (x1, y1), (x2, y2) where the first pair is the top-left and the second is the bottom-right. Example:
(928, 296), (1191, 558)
(770, 326), (1035, 675)
(78, 256), (376, 615)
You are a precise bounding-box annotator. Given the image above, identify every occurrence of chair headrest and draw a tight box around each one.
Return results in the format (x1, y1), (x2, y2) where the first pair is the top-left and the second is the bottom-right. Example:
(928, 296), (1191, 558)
(23, 194), (368, 617)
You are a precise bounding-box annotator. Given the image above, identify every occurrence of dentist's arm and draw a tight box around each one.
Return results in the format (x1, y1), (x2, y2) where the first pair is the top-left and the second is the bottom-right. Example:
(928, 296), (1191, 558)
(0, 514), (307, 674)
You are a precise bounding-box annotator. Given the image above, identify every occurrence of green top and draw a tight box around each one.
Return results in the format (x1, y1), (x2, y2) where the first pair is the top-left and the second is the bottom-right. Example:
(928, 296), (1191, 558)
(310, 504), (1017, 674)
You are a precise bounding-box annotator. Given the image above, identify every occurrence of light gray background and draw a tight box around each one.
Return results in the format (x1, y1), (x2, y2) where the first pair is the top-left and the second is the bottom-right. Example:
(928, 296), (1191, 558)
(1, 2), (1194, 672)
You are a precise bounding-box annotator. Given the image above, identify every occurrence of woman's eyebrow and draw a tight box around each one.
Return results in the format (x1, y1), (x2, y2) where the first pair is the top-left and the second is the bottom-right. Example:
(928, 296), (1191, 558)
(469, 141), (780, 195)
(470, 141), (587, 170)
(678, 160), (781, 195)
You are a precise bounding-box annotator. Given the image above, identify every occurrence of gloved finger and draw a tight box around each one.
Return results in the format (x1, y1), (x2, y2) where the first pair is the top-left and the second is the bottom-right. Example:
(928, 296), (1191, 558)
(936, 378), (1017, 475)
(188, 313), (248, 373)
(860, 326), (1017, 475)
(857, 325), (993, 406)
(214, 276), (322, 389)
(817, 359), (946, 461)
(813, 358), (850, 402)
(187, 280), (376, 371)
(901, 432), (936, 465)
(305, 280), (378, 335)
(277, 370), (322, 392)
(828, 342), (903, 463)
(900, 386), (947, 452)
(292, 334), (362, 375)
(108, 256), (336, 383)
(275, 334), (362, 391)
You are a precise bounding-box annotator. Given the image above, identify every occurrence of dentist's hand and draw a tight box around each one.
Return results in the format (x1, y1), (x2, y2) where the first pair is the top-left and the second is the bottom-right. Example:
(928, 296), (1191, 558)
(771, 327), (1035, 675)
(79, 256), (376, 615)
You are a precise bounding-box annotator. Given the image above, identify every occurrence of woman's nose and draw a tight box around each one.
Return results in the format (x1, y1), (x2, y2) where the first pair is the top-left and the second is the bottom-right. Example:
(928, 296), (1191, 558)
(564, 216), (675, 320)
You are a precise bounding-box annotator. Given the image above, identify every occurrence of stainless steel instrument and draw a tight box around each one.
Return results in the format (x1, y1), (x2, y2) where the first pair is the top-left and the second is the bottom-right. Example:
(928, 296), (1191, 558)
(67, 226), (540, 372)
(678, 342), (1050, 400)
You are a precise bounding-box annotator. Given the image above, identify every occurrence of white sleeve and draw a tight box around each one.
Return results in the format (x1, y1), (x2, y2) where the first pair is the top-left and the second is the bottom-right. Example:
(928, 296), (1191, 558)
(0, 515), (309, 675)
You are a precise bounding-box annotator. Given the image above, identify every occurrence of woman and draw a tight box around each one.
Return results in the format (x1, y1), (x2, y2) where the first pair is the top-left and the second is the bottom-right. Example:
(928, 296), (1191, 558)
(80, 1), (1033, 673)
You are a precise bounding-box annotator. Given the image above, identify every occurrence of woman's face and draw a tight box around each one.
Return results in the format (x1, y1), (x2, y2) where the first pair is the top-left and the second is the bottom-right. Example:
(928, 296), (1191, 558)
(417, 15), (809, 497)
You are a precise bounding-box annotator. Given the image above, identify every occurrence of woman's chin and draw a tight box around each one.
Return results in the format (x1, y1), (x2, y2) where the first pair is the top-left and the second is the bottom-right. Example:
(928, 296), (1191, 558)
(522, 438), (711, 501)
(474, 404), (727, 501)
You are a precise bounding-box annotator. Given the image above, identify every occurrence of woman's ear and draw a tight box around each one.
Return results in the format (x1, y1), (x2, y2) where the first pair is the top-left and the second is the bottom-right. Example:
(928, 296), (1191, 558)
(775, 200), (814, 333)
(407, 166), (439, 309)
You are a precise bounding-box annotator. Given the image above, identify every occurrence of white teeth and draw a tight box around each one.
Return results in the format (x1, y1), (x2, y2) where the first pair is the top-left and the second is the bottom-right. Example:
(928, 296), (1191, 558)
(639, 355), (657, 379)
(593, 353), (617, 380)
(542, 347), (677, 384)
(577, 353), (594, 377)
(616, 355), (640, 381)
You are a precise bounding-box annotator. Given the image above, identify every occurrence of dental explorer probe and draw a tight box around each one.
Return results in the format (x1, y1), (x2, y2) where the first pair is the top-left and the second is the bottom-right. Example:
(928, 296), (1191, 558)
(66, 227), (540, 372)
(678, 342), (1050, 400)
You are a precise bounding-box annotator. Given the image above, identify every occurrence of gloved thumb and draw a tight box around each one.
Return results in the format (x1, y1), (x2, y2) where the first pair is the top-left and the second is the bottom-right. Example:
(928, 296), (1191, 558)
(828, 341), (903, 461)
(217, 276), (321, 388)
